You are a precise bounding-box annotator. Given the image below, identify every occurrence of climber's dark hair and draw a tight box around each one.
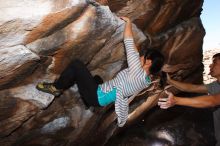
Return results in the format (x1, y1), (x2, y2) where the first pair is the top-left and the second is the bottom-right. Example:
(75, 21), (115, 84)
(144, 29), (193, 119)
(144, 49), (165, 75)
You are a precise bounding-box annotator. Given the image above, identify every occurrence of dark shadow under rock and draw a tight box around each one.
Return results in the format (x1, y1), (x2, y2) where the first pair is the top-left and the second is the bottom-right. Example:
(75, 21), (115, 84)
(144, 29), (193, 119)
(105, 106), (215, 146)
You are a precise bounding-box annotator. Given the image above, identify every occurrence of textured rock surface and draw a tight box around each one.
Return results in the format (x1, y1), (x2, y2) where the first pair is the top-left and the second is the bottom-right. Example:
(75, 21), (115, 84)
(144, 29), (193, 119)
(0, 0), (212, 145)
(106, 107), (215, 146)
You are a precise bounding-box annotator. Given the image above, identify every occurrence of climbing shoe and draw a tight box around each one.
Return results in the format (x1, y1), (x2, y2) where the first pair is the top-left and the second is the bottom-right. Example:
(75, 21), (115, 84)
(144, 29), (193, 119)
(36, 82), (62, 97)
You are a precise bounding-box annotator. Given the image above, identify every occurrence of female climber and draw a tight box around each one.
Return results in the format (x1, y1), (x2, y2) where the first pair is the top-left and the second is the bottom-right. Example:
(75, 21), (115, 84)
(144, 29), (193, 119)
(36, 17), (165, 127)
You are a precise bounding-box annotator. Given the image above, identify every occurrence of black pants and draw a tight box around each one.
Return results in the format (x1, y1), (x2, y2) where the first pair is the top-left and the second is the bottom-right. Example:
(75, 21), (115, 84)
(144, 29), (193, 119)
(54, 59), (100, 107)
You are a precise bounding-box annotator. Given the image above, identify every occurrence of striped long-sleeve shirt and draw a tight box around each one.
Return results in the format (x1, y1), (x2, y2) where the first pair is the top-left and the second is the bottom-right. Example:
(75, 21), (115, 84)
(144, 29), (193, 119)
(99, 38), (151, 127)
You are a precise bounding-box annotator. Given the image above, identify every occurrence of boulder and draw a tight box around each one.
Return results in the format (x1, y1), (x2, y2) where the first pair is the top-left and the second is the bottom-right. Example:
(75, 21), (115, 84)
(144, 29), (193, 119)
(0, 0), (210, 145)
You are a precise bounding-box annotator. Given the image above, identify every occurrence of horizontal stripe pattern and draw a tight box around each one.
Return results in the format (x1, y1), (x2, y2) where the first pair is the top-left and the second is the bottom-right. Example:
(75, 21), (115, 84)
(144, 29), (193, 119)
(100, 38), (151, 127)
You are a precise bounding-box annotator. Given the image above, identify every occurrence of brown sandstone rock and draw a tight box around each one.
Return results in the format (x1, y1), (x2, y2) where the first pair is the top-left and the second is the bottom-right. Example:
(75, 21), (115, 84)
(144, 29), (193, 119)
(0, 0), (207, 145)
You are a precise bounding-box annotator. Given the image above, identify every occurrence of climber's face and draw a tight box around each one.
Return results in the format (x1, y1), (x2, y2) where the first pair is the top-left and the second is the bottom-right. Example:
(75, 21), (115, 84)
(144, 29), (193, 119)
(209, 57), (220, 78)
(143, 59), (152, 75)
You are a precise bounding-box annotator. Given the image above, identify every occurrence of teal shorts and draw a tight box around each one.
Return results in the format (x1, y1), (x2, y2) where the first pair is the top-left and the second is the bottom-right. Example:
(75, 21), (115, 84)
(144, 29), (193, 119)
(97, 86), (116, 106)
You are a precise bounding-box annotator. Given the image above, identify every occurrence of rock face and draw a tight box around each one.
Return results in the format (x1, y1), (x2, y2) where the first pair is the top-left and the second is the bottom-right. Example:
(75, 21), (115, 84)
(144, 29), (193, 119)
(106, 107), (215, 146)
(0, 0), (211, 146)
